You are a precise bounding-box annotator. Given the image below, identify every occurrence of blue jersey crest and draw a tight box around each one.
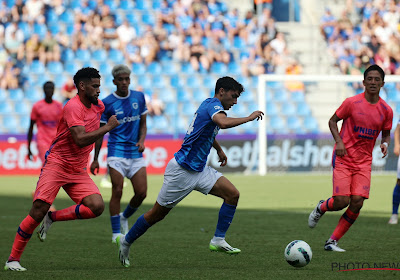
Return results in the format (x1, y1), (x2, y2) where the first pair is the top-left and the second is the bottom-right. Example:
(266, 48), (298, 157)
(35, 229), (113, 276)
(101, 90), (147, 158)
(175, 98), (225, 171)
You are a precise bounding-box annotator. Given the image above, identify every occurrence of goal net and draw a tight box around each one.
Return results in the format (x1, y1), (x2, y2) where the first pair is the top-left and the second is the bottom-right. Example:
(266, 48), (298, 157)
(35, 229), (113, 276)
(257, 74), (400, 175)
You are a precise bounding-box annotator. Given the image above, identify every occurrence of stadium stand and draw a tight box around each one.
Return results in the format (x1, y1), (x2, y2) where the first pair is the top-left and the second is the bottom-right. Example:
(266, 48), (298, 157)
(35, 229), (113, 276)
(0, 0), (320, 135)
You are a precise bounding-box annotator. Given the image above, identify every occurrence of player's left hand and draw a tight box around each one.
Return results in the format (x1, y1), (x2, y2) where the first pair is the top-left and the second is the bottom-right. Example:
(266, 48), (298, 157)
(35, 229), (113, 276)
(90, 160), (100, 175)
(136, 142), (145, 153)
(380, 143), (388, 158)
(217, 149), (227, 166)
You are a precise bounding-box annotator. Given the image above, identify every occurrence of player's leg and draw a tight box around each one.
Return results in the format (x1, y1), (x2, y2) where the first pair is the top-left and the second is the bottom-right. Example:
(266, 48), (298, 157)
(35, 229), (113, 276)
(120, 162), (148, 235)
(109, 166), (125, 242)
(309, 165), (351, 228)
(207, 176), (241, 254)
(389, 158), (400, 224)
(117, 202), (172, 267)
(5, 199), (50, 271)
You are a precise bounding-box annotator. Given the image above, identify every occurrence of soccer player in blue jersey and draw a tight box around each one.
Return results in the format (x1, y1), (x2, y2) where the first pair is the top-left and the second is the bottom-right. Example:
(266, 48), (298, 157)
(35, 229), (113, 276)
(90, 65), (148, 243)
(115, 76), (264, 267)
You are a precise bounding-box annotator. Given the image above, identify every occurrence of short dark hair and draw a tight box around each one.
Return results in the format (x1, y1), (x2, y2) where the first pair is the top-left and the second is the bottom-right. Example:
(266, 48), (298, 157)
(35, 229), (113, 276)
(364, 64), (385, 81)
(215, 76), (244, 95)
(43, 81), (54, 90)
(73, 67), (101, 88)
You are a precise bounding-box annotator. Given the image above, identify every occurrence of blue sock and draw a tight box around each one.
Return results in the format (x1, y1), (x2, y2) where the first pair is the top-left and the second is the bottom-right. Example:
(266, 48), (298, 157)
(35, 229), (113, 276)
(214, 202), (236, 238)
(125, 214), (151, 244)
(111, 215), (120, 234)
(393, 184), (400, 214)
(122, 204), (138, 219)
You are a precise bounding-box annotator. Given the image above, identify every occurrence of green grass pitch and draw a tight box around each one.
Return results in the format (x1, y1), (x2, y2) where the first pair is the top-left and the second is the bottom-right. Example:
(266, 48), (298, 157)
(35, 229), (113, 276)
(1, 173), (400, 280)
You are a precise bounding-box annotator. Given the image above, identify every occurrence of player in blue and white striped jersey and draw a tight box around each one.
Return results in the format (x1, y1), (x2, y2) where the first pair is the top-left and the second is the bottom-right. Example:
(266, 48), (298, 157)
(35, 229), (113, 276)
(115, 76), (264, 268)
(90, 65), (148, 243)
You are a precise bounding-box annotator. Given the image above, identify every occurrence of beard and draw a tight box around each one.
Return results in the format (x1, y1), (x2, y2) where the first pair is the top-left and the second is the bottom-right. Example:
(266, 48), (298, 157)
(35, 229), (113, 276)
(88, 95), (98, 105)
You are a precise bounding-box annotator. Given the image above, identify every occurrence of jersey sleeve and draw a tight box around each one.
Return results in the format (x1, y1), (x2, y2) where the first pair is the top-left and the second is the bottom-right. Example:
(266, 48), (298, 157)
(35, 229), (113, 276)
(140, 92), (148, 115)
(64, 101), (85, 128)
(30, 103), (39, 121)
(100, 99), (109, 124)
(335, 98), (351, 120)
(208, 99), (225, 120)
(383, 106), (393, 131)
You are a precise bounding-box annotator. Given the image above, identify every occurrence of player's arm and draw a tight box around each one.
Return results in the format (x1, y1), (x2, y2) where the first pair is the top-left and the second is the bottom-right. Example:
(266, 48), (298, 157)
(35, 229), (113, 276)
(213, 139), (227, 166)
(70, 115), (119, 148)
(328, 113), (347, 157)
(380, 129), (391, 158)
(393, 124), (400, 156)
(27, 119), (36, 160)
(90, 122), (106, 175)
(212, 111), (264, 129)
(136, 114), (147, 153)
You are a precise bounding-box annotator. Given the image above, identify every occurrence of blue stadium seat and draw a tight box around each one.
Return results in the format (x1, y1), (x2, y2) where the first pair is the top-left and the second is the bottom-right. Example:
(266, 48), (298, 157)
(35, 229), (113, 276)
(19, 115), (30, 130)
(181, 102), (197, 117)
(152, 0), (162, 9)
(14, 102), (30, 114)
(186, 76), (201, 88)
(170, 75), (184, 88)
(142, 12), (155, 26)
(287, 116), (301, 131)
(61, 49), (75, 62)
(0, 101), (13, 114)
(29, 61), (45, 74)
(75, 49), (91, 62)
(120, 0), (134, 10)
(303, 117), (319, 133)
(59, 11), (75, 24)
(108, 49), (124, 64)
(161, 62), (179, 75)
(92, 49), (107, 62)
(152, 76), (166, 88)
(99, 62), (112, 74)
(177, 88), (190, 102)
(266, 102), (278, 116)
(269, 116), (286, 132)
(147, 62), (162, 75)
(47, 61), (64, 75)
(25, 89), (43, 103)
(273, 88), (289, 103)
(296, 102), (311, 117)
(54, 75), (66, 88)
(137, 74), (152, 88)
(33, 23), (47, 38)
(153, 115), (170, 132)
(8, 88), (24, 101)
(202, 76), (215, 89)
(125, 13), (139, 25)
(163, 101), (177, 116)
(135, 0), (150, 10)
(132, 63), (146, 75)
(48, 24), (59, 35)
(233, 36), (246, 49)
(210, 62), (227, 75)
(193, 88), (209, 103)
(291, 90), (305, 103)
(281, 103), (296, 116)
(2, 115), (20, 133)
(227, 62), (241, 75)
(64, 61), (79, 75)
(0, 89), (8, 103)
(180, 63), (195, 75)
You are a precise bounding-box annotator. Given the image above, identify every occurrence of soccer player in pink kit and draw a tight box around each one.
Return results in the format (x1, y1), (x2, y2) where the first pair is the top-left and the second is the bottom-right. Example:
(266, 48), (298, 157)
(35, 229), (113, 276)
(27, 81), (63, 164)
(308, 64), (393, 252)
(4, 67), (120, 272)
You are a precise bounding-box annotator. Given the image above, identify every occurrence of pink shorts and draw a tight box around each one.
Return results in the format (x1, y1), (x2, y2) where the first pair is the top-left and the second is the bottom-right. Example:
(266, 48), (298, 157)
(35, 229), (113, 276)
(37, 142), (50, 164)
(33, 162), (101, 205)
(332, 164), (371, 199)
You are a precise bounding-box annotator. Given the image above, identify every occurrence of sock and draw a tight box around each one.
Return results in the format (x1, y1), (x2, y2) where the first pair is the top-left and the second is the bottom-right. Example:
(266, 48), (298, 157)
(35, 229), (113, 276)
(330, 208), (359, 241)
(8, 215), (40, 262)
(122, 204), (138, 219)
(319, 197), (334, 213)
(214, 202), (236, 238)
(125, 214), (151, 244)
(392, 184), (400, 214)
(111, 214), (120, 234)
(50, 204), (96, 221)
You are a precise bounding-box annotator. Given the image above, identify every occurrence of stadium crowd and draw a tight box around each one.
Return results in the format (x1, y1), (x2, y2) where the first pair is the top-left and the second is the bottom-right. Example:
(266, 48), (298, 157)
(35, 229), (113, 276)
(321, 0), (400, 76)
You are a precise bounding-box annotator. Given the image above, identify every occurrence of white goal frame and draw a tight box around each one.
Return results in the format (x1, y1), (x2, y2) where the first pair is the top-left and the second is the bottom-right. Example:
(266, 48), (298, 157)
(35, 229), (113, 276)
(257, 74), (400, 176)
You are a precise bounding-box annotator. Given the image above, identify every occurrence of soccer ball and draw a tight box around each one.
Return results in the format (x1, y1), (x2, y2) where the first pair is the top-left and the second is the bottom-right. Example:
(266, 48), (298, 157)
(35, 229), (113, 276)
(284, 240), (312, 268)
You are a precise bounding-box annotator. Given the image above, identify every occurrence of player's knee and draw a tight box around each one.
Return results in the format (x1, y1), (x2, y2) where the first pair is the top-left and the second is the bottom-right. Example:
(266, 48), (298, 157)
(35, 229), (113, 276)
(334, 197), (349, 210)
(226, 189), (240, 205)
(135, 189), (147, 202)
(111, 188), (123, 200)
(91, 201), (105, 217)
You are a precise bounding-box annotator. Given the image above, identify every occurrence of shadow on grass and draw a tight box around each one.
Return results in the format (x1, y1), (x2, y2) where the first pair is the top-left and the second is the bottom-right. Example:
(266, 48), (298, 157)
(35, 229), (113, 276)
(1, 195), (400, 280)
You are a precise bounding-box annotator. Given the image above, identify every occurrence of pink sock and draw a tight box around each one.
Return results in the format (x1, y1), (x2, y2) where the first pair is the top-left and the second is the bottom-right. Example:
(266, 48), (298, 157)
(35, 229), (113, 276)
(320, 197), (334, 213)
(331, 208), (359, 241)
(51, 204), (96, 221)
(9, 215), (40, 262)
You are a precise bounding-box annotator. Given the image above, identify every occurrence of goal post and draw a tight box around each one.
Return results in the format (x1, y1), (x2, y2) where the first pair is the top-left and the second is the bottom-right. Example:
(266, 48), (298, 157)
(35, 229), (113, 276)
(257, 74), (400, 176)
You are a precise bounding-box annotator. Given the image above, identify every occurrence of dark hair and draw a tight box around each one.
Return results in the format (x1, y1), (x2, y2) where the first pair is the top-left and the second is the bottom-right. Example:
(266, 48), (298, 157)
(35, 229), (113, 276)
(215, 76), (244, 95)
(364, 64), (385, 81)
(73, 67), (101, 88)
(43, 81), (54, 90)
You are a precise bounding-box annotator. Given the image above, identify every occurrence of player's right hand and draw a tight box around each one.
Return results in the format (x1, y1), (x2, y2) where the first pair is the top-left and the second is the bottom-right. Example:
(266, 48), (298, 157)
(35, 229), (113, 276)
(90, 159), (99, 175)
(27, 149), (33, 161)
(335, 141), (347, 157)
(107, 115), (120, 130)
(249, 111), (264, 121)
